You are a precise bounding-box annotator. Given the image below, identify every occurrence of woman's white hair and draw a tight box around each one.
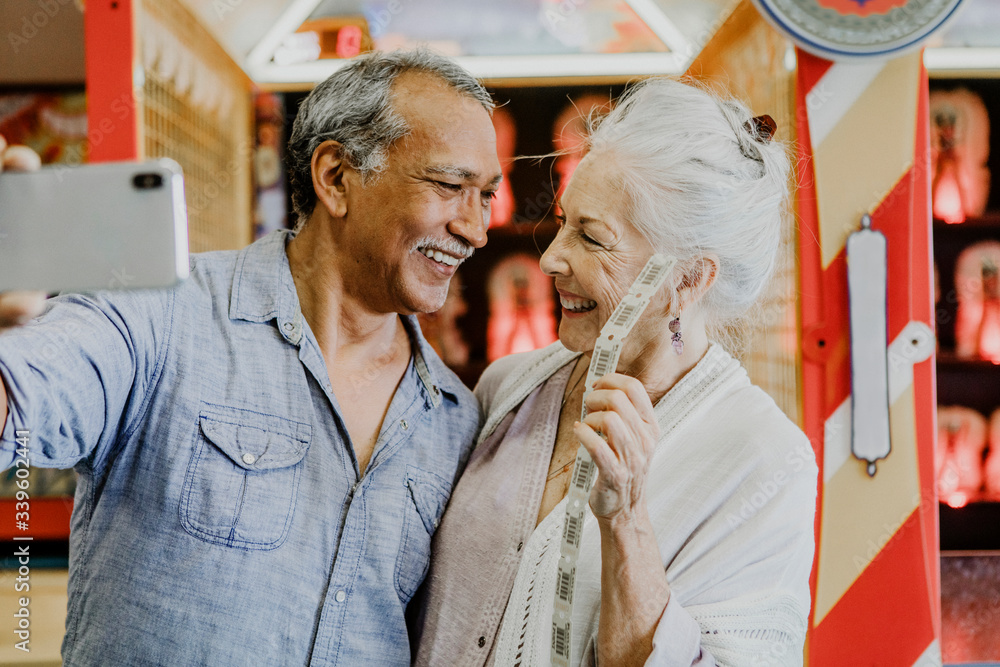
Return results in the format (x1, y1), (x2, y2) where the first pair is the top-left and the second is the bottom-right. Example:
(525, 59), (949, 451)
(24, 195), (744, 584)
(586, 77), (791, 338)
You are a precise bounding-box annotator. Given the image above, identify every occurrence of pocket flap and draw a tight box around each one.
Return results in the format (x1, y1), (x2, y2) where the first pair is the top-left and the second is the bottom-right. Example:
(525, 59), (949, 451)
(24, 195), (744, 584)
(199, 407), (311, 471)
(406, 467), (451, 535)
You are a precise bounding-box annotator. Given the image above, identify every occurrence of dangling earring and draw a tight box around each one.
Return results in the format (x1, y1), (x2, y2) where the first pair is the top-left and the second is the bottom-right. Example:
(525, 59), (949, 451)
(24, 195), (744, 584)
(669, 314), (683, 355)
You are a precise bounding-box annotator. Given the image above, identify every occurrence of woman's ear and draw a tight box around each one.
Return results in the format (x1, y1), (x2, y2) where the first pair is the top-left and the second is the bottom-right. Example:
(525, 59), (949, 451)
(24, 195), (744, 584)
(311, 140), (350, 219)
(677, 255), (719, 310)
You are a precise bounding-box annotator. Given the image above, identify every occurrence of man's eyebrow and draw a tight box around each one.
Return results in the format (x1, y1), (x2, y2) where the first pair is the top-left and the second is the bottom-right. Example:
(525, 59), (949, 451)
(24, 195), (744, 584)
(425, 165), (503, 188)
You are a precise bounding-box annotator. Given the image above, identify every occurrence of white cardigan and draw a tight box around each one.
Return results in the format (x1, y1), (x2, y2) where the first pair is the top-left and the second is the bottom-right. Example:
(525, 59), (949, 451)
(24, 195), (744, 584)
(475, 342), (818, 666)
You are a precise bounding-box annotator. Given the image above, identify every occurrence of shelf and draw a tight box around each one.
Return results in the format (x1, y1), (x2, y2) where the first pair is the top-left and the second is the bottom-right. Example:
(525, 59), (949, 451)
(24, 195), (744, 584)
(936, 355), (1000, 413)
(932, 214), (1000, 353)
(934, 212), (1000, 230)
(940, 502), (1000, 551)
(937, 352), (1000, 370)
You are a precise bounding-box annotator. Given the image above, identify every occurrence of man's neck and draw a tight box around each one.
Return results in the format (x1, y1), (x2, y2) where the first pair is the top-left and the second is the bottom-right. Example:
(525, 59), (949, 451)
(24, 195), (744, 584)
(286, 220), (404, 360)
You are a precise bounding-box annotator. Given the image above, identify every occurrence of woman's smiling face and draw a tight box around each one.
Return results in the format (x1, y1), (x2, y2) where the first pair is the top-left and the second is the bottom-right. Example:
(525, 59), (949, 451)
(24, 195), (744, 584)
(540, 153), (670, 355)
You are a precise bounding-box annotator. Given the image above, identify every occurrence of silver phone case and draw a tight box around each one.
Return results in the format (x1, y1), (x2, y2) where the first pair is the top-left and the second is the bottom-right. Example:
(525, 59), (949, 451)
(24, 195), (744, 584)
(0, 158), (189, 292)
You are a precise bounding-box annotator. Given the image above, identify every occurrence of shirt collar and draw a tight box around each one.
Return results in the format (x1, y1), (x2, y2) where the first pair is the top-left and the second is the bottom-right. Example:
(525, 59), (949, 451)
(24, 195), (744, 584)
(401, 314), (460, 408)
(228, 229), (460, 406)
(229, 229), (300, 332)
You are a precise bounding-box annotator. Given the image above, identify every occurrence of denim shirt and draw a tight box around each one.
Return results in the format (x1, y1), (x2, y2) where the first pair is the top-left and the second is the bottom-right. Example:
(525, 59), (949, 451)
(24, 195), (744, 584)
(0, 230), (480, 666)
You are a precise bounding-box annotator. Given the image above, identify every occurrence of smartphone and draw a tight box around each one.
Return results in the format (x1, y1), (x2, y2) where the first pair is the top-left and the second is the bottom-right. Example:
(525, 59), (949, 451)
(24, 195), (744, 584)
(0, 159), (189, 292)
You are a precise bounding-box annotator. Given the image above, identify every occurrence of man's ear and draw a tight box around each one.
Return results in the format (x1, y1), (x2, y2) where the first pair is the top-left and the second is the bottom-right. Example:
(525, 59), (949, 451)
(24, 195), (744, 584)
(311, 140), (350, 219)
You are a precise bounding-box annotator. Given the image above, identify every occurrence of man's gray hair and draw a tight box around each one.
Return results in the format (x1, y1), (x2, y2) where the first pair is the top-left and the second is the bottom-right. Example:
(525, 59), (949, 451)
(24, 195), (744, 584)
(287, 48), (494, 231)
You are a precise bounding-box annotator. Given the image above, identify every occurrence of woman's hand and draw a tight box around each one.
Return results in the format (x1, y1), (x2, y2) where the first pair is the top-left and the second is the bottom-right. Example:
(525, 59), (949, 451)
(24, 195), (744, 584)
(573, 373), (661, 520)
(0, 135), (47, 333)
(576, 373), (670, 665)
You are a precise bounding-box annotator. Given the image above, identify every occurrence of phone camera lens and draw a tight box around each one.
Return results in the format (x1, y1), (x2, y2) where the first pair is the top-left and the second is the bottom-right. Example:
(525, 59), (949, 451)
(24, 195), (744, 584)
(133, 173), (163, 189)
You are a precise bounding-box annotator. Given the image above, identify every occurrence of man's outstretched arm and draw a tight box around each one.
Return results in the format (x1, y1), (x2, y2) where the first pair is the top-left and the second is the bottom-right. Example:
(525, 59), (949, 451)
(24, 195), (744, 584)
(0, 138), (47, 444)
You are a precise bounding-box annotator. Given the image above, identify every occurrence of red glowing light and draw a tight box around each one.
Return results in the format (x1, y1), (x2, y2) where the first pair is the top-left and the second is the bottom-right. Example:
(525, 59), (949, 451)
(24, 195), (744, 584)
(946, 492), (969, 509)
(933, 174), (967, 224)
(335, 25), (362, 59)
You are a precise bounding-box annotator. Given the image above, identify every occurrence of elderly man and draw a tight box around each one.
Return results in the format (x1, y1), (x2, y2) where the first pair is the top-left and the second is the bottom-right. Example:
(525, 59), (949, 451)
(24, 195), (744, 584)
(0, 49), (501, 665)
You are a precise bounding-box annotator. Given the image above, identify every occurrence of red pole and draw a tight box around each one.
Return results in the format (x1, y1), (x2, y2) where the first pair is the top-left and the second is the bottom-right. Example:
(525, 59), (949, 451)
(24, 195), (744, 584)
(84, 0), (139, 162)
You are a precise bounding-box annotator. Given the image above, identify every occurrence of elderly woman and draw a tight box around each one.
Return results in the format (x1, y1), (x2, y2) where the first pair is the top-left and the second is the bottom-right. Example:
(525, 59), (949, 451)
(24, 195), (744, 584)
(412, 78), (818, 666)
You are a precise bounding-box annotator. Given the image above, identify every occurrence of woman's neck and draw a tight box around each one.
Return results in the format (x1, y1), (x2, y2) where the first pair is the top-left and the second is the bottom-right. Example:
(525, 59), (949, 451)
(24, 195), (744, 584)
(587, 317), (710, 407)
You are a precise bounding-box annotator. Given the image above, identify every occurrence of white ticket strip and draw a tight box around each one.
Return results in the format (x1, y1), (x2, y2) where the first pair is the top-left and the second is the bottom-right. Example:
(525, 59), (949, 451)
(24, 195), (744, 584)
(551, 252), (676, 666)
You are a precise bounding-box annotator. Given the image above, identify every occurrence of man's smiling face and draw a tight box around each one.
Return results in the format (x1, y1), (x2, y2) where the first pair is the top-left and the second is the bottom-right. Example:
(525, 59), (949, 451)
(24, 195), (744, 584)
(340, 71), (502, 315)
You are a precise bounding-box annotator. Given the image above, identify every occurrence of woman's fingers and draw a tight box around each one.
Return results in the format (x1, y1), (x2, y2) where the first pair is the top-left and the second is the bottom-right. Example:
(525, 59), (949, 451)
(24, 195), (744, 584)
(584, 389), (648, 449)
(582, 409), (631, 457)
(573, 419), (630, 518)
(573, 374), (660, 518)
(574, 420), (616, 470)
(587, 373), (658, 429)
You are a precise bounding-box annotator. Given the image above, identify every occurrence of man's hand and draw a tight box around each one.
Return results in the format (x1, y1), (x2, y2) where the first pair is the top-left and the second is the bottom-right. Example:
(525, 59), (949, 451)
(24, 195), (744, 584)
(0, 135), (47, 333)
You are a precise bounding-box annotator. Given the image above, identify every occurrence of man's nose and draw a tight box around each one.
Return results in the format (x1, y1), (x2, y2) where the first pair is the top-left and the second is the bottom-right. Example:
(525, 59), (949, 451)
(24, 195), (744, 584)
(449, 192), (488, 249)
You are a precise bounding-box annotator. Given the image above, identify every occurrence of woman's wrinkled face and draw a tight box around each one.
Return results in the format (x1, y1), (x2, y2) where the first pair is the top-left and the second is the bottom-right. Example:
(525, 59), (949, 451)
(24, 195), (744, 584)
(540, 153), (670, 354)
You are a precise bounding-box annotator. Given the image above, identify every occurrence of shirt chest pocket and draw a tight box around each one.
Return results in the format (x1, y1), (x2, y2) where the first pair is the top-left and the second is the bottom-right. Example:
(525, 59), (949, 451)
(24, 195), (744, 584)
(180, 404), (312, 550)
(394, 466), (451, 604)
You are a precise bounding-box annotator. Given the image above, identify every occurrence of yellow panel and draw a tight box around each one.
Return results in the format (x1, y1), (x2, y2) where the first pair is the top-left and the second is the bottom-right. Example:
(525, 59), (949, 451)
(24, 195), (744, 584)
(139, 0), (253, 252)
(814, 52), (921, 269)
(687, 0), (801, 425)
(813, 383), (921, 624)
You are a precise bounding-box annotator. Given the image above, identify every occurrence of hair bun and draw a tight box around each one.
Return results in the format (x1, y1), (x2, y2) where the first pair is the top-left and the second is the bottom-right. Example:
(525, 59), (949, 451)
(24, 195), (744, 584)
(744, 114), (777, 143)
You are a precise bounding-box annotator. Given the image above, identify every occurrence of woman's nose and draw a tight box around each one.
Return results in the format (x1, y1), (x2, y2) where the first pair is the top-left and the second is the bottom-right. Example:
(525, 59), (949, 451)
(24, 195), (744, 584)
(539, 233), (569, 277)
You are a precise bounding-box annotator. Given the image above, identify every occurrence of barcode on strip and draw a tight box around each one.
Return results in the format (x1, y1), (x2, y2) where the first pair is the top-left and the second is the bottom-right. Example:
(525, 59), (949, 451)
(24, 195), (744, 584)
(552, 622), (570, 658)
(610, 302), (638, 329)
(637, 255), (673, 289)
(563, 512), (583, 548)
(588, 343), (620, 379)
(571, 457), (594, 489)
(639, 262), (665, 287)
(550, 253), (677, 667)
(557, 567), (575, 604)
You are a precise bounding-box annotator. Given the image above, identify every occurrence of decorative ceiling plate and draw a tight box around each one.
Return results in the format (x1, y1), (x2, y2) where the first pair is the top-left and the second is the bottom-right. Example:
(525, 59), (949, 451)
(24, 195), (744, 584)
(751, 0), (965, 59)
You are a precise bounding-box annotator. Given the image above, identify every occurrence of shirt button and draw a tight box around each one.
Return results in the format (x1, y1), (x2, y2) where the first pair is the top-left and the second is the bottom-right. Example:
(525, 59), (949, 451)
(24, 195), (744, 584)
(283, 322), (294, 331)
(477, 636), (486, 648)
(400, 419), (409, 430)
(335, 590), (346, 603)
(242, 453), (256, 465)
